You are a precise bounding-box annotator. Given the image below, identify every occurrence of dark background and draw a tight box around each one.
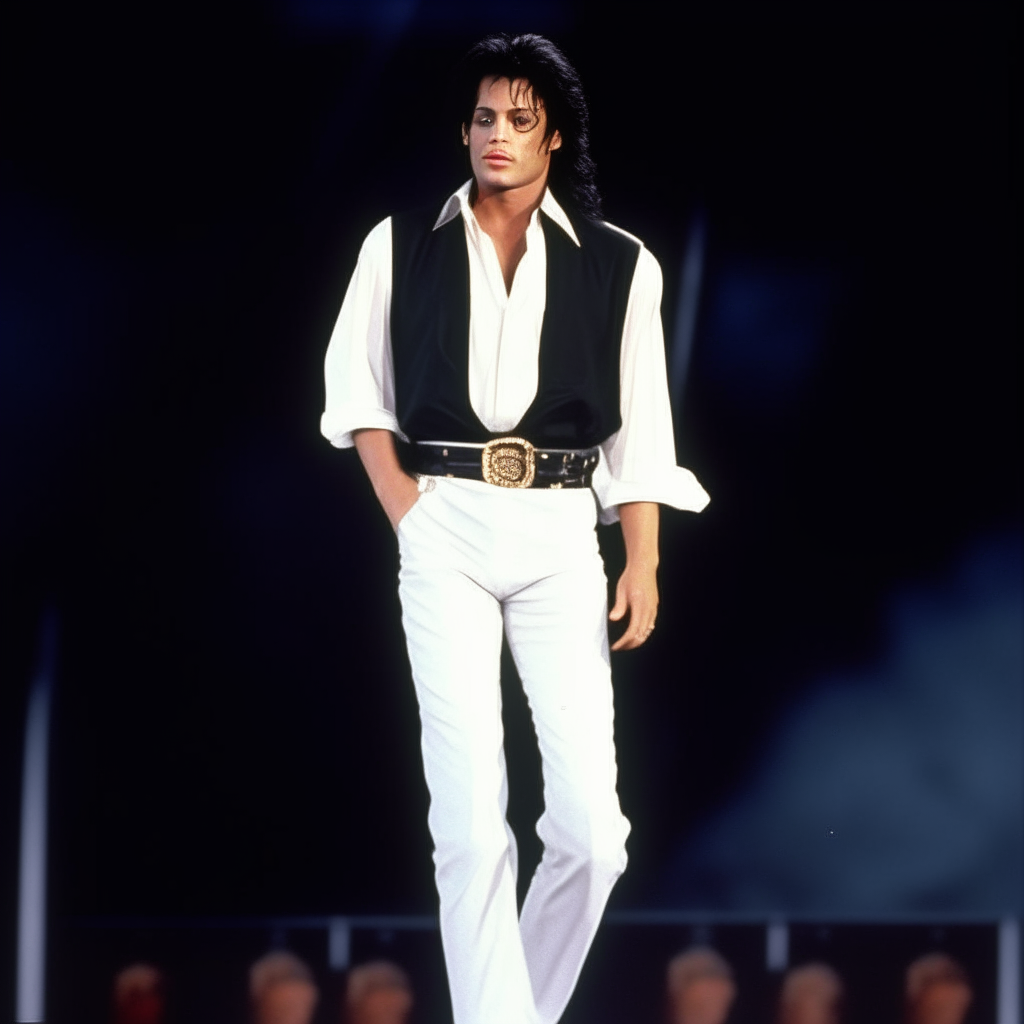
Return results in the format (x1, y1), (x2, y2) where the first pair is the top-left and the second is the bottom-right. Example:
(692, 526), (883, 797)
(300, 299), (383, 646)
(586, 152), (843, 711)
(1, 0), (1020, 1013)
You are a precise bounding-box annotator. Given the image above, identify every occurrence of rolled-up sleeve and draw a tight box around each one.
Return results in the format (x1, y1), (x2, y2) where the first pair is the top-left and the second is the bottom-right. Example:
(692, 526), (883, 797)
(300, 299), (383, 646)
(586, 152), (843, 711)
(592, 245), (710, 524)
(320, 217), (406, 449)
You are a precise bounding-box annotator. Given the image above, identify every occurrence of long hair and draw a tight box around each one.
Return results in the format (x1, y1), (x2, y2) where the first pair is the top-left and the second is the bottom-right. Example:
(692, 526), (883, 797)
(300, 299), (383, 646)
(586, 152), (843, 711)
(454, 34), (602, 220)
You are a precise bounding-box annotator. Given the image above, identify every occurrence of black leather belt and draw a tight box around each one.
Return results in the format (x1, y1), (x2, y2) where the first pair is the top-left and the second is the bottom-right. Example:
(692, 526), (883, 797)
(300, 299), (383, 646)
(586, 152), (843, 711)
(408, 437), (600, 489)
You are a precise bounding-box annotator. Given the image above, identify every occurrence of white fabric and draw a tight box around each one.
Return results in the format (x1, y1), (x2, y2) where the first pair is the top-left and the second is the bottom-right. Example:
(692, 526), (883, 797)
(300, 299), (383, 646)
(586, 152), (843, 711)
(320, 182), (710, 523)
(435, 182), (574, 433)
(397, 475), (631, 1024)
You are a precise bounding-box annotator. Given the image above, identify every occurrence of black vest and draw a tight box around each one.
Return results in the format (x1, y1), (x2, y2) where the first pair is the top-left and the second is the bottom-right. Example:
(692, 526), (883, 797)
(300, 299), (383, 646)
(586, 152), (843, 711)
(390, 203), (641, 449)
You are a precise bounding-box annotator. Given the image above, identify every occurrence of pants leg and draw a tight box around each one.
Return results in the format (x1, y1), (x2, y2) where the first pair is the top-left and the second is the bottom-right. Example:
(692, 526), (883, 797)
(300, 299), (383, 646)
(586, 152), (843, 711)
(397, 487), (534, 1024)
(397, 478), (629, 1024)
(504, 554), (631, 1024)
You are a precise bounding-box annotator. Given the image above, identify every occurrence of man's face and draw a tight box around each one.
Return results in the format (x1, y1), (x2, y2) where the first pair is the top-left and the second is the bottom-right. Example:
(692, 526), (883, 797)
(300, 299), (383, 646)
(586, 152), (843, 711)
(462, 76), (562, 196)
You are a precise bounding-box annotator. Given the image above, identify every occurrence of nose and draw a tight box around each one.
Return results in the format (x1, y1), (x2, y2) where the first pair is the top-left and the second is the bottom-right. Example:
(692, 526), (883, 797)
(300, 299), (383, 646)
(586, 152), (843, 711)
(489, 115), (510, 141)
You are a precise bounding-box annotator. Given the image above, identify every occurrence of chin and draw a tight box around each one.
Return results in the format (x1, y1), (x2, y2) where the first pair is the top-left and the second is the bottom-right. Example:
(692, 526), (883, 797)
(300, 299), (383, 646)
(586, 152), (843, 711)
(478, 170), (536, 195)
(475, 166), (512, 186)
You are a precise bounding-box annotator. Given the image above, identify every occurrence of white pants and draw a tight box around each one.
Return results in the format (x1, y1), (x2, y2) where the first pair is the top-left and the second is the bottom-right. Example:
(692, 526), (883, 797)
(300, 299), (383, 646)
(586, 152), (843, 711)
(396, 475), (631, 1024)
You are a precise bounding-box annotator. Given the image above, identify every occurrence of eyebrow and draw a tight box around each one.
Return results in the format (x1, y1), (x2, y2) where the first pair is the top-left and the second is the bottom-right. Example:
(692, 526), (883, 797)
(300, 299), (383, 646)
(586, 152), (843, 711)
(473, 106), (536, 115)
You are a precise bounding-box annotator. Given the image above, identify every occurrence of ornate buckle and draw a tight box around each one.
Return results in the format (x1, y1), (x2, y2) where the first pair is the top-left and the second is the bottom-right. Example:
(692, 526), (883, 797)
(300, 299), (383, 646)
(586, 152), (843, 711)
(481, 437), (536, 488)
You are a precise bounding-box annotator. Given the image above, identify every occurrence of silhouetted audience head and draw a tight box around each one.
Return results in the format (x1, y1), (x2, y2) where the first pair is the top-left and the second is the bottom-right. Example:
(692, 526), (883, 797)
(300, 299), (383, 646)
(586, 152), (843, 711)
(778, 963), (843, 1024)
(345, 960), (414, 1024)
(112, 964), (165, 1024)
(666, 946), (736, 1024)
(905, 954), (973, 1024)
(249, 950), (319, 1024)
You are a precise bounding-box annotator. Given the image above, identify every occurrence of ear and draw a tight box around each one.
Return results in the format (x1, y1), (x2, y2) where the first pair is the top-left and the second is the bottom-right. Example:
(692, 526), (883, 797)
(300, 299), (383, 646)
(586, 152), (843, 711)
(548, 129), (563, 153)
(461, 124), (469, 146)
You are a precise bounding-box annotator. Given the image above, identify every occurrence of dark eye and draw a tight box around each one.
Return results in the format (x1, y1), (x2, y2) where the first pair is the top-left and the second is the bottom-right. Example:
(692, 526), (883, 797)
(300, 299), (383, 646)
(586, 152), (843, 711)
(513, 113), (538, 132)
(473, 115), (493, 128)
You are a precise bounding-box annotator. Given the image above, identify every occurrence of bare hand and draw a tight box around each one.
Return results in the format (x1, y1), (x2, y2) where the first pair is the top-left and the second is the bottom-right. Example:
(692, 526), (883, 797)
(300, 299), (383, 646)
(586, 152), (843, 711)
(609, 560), (659, 651)
(382, 473), (422, 532)
(352, 429), (423, 532)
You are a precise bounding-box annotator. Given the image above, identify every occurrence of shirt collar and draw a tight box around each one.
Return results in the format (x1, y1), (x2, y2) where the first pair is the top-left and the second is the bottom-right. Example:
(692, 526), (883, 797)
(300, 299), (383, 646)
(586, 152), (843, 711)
(433, 180), (581, 248)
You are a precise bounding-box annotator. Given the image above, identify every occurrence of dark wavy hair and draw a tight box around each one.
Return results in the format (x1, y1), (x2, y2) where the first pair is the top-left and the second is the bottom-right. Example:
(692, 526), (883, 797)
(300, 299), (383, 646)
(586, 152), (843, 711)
(454, 33), (602, 220)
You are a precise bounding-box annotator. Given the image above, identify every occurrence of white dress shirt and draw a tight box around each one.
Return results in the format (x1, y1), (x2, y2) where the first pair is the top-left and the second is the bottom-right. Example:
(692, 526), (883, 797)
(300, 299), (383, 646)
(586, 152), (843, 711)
(321, 181), (709, 523)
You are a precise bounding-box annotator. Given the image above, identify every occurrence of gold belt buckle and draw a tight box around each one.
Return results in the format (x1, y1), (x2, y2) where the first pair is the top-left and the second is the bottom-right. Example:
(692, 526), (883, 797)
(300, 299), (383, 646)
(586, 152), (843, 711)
(481, 436), (536, 488)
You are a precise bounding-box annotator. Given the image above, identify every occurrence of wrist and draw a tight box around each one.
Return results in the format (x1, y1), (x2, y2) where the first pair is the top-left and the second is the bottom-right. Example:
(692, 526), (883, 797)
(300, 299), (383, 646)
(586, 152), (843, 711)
(372, 465), (415, 499)
(624, 553), (659, 574)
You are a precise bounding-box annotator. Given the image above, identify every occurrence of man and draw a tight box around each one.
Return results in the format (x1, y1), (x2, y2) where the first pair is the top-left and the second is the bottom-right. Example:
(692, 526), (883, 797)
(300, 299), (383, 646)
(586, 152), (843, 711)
(112, 964), (166, 1024)
(321, 33), (708, 1024)
(249, 951), (319, 1024)
(665, 947), (736, 1024)
(344, 960), (414, 1024)
(777, 964), (843, 1024)
(904, 954), (972, 1024)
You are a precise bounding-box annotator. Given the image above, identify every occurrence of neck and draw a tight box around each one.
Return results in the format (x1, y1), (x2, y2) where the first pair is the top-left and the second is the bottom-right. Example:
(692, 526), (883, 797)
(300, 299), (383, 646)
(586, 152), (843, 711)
(471, 175), (547, 238)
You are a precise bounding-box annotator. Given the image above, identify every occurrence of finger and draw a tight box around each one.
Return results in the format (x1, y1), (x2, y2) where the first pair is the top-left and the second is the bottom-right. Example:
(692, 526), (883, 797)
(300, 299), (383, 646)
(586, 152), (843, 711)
(610, 604), (633, 649)
(611, 616), (656, 652)
(611, 617), (643, 651)
(610, 590), (647, 649)
(608, 584), (628, 622)
(612, 630), (642, 652)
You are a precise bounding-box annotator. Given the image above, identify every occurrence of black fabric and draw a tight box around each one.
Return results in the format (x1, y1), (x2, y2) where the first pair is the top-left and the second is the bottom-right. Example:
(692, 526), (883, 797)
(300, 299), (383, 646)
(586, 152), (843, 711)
(390, 200), (641, 448)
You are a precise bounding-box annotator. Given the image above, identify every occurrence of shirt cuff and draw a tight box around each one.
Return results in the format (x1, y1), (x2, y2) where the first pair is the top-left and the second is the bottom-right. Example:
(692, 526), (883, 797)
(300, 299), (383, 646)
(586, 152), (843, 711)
(591, 461), (711, 525)
(320, 407), (406, 449)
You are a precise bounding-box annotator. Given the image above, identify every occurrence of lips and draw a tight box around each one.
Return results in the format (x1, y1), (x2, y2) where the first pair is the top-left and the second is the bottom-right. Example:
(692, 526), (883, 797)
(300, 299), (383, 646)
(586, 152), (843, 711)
(483, 152), (512, 164)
